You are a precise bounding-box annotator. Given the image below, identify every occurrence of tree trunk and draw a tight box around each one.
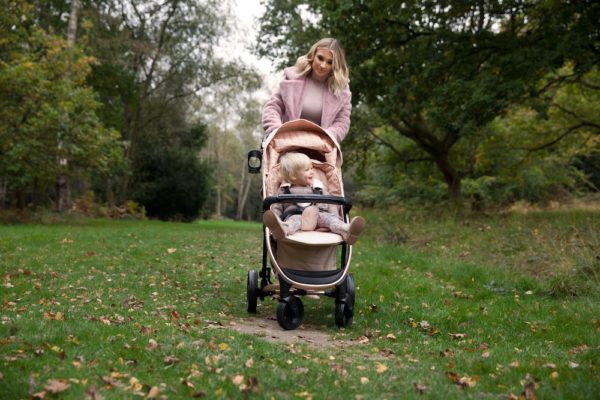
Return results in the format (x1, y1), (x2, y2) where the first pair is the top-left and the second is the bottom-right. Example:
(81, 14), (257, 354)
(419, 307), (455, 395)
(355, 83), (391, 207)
(57, 0), (81, 212)
(0, 177), (6, 208)
(433, 151), (462, 202)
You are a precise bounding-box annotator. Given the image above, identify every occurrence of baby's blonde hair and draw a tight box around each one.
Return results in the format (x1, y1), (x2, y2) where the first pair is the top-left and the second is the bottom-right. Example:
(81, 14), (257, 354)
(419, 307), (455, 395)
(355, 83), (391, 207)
(280, 152), (311, 181)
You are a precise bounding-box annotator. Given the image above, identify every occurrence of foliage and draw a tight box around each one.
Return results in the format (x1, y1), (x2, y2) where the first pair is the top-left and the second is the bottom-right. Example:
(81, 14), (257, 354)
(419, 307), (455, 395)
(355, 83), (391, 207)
(0, 0), (123, 208)
(0, 215), (598, 398)
(257, 0), (600, 202)
(132, 124), (212, 221)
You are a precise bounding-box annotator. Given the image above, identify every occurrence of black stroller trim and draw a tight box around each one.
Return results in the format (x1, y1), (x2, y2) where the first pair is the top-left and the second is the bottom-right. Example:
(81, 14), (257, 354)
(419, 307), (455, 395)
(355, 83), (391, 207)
(281, 268), (345, 286)
(262, 194), (352, 212)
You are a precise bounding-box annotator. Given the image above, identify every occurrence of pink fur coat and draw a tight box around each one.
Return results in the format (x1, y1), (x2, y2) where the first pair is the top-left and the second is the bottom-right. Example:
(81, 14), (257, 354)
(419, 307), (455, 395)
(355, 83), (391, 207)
(262, 67), (352, 142)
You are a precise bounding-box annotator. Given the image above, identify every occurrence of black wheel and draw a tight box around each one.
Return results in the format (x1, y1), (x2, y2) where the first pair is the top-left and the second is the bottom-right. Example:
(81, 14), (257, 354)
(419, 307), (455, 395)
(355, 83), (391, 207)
(335, 302), (353, 328)
(276, 296), (304, 330)
(346, 274), (355, 310)
(247, 270), (259, 313)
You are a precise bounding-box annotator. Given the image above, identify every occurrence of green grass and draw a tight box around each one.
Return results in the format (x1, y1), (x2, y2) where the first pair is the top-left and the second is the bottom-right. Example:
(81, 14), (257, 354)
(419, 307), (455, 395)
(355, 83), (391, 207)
(0, 214), (599, 399)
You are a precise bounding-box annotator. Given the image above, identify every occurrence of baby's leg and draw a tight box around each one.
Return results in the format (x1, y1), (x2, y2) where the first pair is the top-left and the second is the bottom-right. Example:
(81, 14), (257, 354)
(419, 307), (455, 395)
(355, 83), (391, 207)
(284, 215), (302, 235)
(317, 212), (349, 236)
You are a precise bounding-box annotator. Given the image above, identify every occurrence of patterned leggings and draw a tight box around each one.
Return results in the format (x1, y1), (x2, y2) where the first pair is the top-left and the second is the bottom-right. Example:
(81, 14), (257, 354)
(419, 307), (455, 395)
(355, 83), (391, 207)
(284, 212), (349, 237)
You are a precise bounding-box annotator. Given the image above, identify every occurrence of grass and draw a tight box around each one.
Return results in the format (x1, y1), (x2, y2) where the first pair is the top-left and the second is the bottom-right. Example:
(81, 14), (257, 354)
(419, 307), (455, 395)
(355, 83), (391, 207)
(0, 212), (599, 399)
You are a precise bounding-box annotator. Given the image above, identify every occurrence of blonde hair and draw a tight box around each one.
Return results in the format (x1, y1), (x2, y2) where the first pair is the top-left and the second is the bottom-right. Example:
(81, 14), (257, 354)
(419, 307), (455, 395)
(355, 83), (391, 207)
(280, 152), (311, 182)
(294, 38), (349, 96)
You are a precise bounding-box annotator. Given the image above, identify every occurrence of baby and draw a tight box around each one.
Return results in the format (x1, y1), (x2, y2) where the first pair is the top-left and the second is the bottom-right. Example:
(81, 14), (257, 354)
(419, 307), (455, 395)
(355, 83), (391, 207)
(263, 152), (365, 244)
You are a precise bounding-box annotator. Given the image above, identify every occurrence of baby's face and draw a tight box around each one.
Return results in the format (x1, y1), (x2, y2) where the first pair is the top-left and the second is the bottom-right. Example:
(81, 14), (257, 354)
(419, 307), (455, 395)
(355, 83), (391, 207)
(293, 163), (314, 186)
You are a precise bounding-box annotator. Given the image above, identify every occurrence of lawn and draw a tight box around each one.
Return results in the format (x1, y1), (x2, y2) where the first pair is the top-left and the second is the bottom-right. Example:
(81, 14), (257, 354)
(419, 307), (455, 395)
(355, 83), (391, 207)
(0, 212), (598, 399)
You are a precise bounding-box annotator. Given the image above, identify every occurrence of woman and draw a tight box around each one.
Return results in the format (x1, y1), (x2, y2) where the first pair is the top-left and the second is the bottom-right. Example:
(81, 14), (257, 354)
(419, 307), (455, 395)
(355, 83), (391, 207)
(262, 38), (352, 143)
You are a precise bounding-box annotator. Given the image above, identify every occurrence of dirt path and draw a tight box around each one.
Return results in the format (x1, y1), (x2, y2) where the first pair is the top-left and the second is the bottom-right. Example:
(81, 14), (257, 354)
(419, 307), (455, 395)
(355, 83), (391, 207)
(227, 315), (353, 348)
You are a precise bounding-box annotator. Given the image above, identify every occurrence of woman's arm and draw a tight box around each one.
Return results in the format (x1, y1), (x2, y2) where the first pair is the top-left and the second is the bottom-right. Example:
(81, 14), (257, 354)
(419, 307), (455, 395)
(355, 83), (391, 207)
(261, 73), (286, 134)
(325, 88), (352, 142)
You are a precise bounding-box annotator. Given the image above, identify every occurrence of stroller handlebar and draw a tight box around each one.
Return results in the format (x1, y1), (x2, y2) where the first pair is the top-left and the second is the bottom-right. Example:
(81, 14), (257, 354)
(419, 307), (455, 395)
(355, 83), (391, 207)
(262, 194), (353, 213)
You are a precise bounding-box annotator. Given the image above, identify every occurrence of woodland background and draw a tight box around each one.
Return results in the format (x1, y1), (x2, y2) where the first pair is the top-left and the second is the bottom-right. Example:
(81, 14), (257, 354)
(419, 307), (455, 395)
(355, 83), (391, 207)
(1, 0), (599, 221)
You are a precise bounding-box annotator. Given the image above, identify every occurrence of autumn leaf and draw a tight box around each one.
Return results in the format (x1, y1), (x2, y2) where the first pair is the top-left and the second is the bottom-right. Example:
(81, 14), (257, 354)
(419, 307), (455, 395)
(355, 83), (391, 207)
(164, 355), (180, 365)
(218, 342), (230, 351)
(147, 339), (159, 350)
(375, 362), (388, 374)
(167, 248), (177, 254)
(43, 311), (64, 320)
(146, 386), (160, 399)
(44, 379), (70, 394)
(232, 375), (244, 385)
(446, 372), (479, 389)
(414, 382), (429, 394)
(84, 383), (103, 400)
(245, 358), (254, 368)
(448, 333), (466, 340)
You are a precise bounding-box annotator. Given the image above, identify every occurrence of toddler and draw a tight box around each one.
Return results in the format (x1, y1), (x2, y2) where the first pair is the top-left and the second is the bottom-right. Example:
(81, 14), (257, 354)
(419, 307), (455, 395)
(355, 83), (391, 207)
(263, 152), (365, 244)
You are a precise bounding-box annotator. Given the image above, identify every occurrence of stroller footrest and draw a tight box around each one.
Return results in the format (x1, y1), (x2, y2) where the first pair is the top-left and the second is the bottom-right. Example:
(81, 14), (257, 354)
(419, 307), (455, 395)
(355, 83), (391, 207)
(280, 231), (344, 245)
(283, 268), (345, 286)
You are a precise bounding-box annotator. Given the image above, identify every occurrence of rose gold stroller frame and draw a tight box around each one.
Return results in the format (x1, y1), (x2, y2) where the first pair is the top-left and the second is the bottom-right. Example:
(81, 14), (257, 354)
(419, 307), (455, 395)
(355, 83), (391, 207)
(246, 119), (356, 330)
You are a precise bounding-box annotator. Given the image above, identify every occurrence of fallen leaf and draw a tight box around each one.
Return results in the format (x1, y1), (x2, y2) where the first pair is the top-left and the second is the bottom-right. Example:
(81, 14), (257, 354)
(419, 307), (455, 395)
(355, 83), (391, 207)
(509, 360), (520, 368)
(147, 339), (158, 350)
(543, 363), (556, 369)
(43, 311), (64, 321)
(245, 358), (254, 368)
(414, 382), (429, 393)
(232, 375), (244, 385)
(550, 371), (559, 379)
(84, 383), (103, 400)
(146, 386), (160, 399)
(568, 361), (579, 369)
(521, 380), (537, 400)
(568, 344), (589, 355)
(448, 333), (466, 340)
(360, 377), (369, 384)
(167, 248), (177, 254)
(44, 379), (70, 394)
(375, 362), (388, 374)
(218, 343), (230, 351)
(164, 355), (180, 365)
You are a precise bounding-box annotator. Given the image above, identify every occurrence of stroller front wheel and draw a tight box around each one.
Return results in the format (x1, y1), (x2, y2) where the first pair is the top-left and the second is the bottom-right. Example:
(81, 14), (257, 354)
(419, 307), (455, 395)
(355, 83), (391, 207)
(247, 270), (259, 313)
(276, 296), (304, 330)
(335, 302), (353, 328)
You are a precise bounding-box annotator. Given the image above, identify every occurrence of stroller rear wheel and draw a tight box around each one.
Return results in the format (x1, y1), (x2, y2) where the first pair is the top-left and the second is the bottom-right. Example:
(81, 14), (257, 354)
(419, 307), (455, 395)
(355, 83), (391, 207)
(247, 270), (259, 313)
(335, 302), (353, 328)
(276, 296), (304, 330)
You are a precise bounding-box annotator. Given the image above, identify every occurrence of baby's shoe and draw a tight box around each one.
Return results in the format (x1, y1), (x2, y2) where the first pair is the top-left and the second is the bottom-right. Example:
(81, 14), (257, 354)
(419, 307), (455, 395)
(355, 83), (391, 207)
(263, 210), (287, 240)
(345, 216), (366, 245)
(301, 206), (319, 231)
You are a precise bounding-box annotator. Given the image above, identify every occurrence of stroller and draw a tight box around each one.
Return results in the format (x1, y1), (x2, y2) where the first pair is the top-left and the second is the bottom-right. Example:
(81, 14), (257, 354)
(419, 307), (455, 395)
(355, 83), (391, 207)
(246, 119), (357, 330)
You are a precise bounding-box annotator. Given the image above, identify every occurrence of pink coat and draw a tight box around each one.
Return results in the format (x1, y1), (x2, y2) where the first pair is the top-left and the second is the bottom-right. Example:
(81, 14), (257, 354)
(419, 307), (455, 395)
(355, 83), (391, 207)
(262, 67), (352, 142)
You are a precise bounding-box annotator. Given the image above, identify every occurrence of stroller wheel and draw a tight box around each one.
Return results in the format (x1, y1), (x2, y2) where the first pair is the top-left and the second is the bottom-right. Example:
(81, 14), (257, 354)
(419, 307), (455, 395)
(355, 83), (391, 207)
(247, 270), (259, 313)
(276, 296), (304, 330)
(346, 274), (356, 311)
(335, 302), (353, 328)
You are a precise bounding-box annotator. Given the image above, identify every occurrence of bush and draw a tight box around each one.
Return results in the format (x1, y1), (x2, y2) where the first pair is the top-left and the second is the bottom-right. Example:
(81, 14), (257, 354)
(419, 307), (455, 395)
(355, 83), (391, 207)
(132, 147), (211, 221)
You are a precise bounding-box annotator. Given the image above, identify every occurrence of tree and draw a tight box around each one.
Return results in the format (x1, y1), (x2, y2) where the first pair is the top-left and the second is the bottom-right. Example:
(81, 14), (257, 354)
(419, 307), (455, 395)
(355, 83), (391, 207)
(82, 0), (252, 203)
(0, 0), (121, 209)
(257, 0), (600, 202)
